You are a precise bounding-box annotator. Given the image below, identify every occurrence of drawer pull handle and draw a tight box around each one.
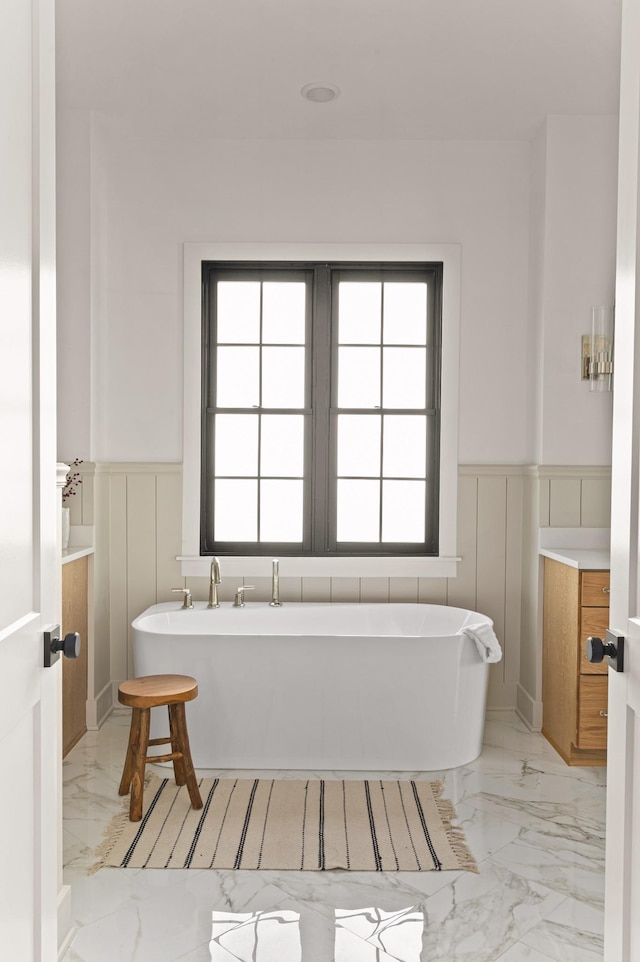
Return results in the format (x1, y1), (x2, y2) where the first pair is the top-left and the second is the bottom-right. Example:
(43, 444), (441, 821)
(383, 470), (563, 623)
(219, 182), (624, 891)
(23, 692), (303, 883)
(602, 587), (610, 594)
(599, 710), (608, 718)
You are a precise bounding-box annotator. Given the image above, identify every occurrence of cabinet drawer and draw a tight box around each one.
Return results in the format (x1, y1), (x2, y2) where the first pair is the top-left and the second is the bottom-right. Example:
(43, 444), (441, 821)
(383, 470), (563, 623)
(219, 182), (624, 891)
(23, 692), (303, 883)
(581, 571), (610, 607)
(576, 676), (608, 750)
(580, 607), (609, 675)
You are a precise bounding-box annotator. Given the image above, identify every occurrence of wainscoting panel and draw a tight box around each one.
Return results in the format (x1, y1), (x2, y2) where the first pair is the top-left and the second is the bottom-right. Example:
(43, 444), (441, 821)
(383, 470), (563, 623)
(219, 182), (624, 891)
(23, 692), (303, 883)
(90, 468), (112, 727)
(477, 478), (508, 639)
(581, 478), (612, 527)
(505, 475), (525, 693)
(418, 577), (448, 605)
(539, 467), (611, 528)
(280, 577), (303, 602)
(389, 578), (419, 603)
(549, 478), (582, 527)
(359, 577), (391, 603)
(539, 477), (550, 527)
(331, 577), (360, 603)
(85, 462), (610, 722)
(156, 471), (183, 604)
(126, 474), (157, 678)
(447, 474), (478, 612)
(108, 473), (128, 685)
(478, 478), (509, 707)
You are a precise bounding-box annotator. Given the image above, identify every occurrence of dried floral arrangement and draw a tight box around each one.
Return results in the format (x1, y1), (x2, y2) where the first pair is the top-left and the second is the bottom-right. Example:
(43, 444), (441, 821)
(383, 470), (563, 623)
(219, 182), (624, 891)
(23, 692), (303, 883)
(62, 459), (83, 504)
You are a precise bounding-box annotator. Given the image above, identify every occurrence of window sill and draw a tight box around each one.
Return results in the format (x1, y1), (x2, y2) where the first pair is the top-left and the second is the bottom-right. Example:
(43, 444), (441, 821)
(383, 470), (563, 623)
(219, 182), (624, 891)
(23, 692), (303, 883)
(178, 555), (460, 579)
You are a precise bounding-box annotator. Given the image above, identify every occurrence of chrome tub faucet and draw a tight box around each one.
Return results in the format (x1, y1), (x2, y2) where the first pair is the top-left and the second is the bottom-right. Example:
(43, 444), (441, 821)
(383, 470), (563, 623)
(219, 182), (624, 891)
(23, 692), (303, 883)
(233, 585), (255, 608)
(172, 587), (193, 609)
(208, 557), (221, 608)
(270, 558), (282, 607)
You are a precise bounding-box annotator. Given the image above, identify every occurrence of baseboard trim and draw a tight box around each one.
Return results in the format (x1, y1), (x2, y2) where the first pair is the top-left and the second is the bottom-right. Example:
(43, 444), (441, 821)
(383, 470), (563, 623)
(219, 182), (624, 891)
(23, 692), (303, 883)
(86, 681), (114, 730)
(485, 707), (516, 719)
(57, 884), (73, 959)
(516, 684), (542, 731)
(58, 927), (76, 961)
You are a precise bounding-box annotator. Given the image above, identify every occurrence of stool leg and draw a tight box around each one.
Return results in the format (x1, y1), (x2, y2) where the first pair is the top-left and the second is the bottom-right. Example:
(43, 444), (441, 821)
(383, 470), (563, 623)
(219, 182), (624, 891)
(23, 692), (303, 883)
(129, 707), (150, 822)
(170, 702), (202, 810)
(119, 707), (142, 797)
(168, 703), (186, 786)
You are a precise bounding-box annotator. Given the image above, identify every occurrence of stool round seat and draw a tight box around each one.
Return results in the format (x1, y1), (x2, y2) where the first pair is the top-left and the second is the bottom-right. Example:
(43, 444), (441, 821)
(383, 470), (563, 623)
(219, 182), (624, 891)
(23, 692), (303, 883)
(117, 673), (202, 822)
(118, 674), (198, 709)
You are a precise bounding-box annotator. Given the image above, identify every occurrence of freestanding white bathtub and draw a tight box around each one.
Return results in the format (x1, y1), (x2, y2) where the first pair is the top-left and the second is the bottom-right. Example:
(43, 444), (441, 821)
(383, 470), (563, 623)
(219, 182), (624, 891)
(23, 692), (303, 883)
(131, 602), (493, 771)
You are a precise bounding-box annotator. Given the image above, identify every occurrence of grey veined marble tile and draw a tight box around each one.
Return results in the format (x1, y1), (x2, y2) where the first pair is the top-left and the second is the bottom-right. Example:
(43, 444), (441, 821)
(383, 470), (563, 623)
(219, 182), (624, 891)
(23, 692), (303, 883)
(488, 824), (605, 908)
(495, 942), (558, 961)
(419, 861), (566, 962)
(520, 895), (604, 961)
(60, 711), (606, 962)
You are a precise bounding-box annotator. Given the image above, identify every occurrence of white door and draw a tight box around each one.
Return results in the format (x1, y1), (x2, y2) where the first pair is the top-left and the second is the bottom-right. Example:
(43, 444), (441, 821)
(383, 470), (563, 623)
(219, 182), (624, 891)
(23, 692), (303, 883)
(0, 0), (61, 959)
(605, 0), (640, 959)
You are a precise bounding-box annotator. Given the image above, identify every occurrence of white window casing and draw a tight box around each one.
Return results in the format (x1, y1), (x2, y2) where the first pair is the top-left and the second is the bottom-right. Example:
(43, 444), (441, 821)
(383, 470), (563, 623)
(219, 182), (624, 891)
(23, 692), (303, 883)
(181, 243), (461, 578)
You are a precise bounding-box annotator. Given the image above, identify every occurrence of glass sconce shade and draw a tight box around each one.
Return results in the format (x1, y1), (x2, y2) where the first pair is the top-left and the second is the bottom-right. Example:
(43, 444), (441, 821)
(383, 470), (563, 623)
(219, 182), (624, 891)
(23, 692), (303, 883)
(582, 306), (614, 392)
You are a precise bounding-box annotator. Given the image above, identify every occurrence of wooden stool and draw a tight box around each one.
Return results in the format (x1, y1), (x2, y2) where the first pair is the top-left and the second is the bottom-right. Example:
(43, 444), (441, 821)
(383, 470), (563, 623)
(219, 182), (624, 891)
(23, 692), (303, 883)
(118, 674), (203, 821)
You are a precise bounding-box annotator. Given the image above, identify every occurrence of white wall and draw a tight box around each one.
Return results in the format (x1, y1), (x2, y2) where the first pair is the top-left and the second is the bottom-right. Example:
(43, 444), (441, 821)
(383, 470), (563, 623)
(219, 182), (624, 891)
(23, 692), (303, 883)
(56, 108), (92, 458)
(57, 116), (619, 467)
(527, 122), (548, 463)
(537, 115), (618, 465)
(57, 120), (533, 463)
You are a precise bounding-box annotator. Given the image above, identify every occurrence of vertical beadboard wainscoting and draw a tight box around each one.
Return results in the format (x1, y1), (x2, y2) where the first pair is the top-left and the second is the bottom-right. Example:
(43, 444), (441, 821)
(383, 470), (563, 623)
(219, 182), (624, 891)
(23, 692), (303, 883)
(85, 463), (611, 731)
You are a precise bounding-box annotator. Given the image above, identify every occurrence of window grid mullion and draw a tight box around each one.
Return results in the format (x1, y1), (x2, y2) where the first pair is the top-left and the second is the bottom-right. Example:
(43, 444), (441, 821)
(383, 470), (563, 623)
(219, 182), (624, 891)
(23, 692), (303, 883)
(379, 414), (384, 544)
(257, 282), (264, 541)
(378, 282), (385, 542)
(311, 265), (332, 552)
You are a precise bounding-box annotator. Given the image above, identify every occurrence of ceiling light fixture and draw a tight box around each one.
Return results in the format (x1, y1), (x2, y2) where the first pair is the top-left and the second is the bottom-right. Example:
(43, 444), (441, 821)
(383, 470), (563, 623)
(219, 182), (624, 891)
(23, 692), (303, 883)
(301, 82), (341, 103)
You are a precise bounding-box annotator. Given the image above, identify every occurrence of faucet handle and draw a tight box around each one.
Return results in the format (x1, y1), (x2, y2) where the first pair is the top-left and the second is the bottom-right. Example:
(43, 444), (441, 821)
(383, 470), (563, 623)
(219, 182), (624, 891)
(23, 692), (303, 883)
(172, 587), (193, 609)
(233, 585), (255, 608)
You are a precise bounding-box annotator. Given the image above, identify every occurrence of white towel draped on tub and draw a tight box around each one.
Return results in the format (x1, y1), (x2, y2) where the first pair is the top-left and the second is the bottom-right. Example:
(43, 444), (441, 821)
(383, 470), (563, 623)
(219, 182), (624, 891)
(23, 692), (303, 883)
(458, 623), (503, 663)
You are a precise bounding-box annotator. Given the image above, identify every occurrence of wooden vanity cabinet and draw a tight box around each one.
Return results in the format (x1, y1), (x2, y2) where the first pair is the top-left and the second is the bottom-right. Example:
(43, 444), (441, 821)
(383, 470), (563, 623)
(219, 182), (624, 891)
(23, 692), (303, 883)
(62, 556), (88, 757)
(542, 557), (609, 766)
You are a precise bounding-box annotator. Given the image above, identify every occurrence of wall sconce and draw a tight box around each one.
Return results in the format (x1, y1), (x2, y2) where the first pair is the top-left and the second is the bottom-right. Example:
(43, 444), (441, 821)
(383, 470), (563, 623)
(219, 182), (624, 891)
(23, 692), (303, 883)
(582, 306), (614, 392)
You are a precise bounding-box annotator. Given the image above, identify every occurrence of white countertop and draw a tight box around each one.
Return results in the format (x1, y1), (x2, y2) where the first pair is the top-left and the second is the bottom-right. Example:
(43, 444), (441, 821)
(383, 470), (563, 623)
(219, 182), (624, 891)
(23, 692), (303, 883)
(62, 545), (95, 565)
(539, 548), (610, 570)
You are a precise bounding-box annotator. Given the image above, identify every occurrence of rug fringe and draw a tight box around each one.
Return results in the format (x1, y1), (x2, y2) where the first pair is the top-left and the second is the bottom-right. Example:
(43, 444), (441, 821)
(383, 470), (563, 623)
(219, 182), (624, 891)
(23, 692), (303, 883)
(89, 808), (130, 875)
(433, 787), (479, 874)
(89, 772), (156, 875)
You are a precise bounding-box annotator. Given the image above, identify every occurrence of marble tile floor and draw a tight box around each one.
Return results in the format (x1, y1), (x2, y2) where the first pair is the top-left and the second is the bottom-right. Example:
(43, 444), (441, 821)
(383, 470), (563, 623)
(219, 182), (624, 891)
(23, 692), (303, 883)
(61, 709), (606, 962)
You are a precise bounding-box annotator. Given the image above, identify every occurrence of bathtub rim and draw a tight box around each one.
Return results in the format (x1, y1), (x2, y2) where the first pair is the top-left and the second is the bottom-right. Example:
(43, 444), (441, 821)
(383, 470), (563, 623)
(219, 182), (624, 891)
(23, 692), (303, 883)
(132, 600), (494, 639)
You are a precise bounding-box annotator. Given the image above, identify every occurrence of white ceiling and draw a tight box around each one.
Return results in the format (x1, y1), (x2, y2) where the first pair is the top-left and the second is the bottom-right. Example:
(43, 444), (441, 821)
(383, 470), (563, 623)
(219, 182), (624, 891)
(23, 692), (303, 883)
(55, 0), (622, 140)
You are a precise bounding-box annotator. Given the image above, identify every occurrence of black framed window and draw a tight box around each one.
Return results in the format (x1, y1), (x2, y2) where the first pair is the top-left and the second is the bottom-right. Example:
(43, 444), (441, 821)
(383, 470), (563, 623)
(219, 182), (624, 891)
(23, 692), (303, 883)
(201, 261), (442, 556)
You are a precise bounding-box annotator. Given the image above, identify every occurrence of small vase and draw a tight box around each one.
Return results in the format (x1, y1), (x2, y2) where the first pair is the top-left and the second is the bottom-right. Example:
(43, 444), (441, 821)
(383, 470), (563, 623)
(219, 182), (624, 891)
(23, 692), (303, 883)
(61, 506), (70, 550)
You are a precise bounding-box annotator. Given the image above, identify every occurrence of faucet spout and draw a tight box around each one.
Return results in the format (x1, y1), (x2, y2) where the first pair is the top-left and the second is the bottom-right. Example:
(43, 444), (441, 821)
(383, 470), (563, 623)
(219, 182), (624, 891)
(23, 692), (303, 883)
(208, 557), (221, 608)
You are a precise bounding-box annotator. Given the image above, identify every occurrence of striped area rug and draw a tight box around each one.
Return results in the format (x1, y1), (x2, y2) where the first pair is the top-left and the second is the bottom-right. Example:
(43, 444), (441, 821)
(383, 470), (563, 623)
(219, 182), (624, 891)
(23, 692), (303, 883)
(94, 775), (477, 873)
